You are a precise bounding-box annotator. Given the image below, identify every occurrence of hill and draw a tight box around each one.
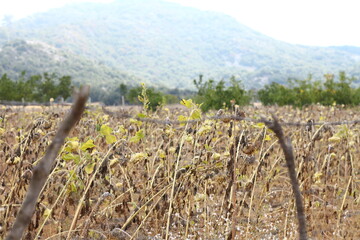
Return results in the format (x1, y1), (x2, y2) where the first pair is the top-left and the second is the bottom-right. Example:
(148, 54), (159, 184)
(0, 39), (144, 87)
(1, 0), (360, 89)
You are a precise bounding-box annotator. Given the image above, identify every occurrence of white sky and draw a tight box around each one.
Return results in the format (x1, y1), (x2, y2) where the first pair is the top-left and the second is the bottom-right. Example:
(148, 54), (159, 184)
(1, 0), (359, 46)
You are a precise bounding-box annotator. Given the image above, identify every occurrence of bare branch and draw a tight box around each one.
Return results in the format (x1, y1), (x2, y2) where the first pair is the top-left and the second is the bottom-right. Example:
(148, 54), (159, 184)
(5, 86), (90, 240)
(264, 114), (308, 240)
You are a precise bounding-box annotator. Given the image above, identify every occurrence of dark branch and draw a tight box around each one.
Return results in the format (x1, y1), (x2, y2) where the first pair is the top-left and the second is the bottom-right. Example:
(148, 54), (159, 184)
(264, 114), (308, 240)
(6, 86), (90, 240)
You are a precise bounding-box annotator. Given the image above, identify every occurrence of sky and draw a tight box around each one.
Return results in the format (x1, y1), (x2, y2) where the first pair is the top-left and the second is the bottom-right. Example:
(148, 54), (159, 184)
(0, 0), (359, 47)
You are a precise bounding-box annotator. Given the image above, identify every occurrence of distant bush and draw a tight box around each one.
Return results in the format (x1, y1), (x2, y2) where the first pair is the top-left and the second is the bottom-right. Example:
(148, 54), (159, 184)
(193, 75), (250, 111)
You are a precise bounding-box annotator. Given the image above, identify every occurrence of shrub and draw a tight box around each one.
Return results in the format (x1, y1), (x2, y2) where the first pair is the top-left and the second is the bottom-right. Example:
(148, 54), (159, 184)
(126, 84), (165, 111)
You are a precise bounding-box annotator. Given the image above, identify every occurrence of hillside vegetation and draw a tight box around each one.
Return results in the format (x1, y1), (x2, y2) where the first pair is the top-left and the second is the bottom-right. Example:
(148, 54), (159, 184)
(0, 40), (144, 87)
(1, 0), (360, 89)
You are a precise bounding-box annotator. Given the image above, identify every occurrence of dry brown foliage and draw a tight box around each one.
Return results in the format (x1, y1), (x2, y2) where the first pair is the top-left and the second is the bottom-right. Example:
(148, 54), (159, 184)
(0, 104), (360, 239)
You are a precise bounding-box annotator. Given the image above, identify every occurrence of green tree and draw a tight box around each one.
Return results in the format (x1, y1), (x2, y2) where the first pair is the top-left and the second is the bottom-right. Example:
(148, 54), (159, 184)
(0, 74), (16, 100)
(288, 75), (322, 107)
(258, 82), (295, 106)
(0, 72), (73, 102)
(193, 75), (250, 111)
(56, 76), (73, 100)
(333, 71), (354, 105)
(119, 83), (128, 96)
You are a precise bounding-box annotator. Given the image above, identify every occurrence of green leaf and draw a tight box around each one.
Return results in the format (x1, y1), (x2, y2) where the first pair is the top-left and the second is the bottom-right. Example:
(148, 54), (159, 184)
(84, 162), (96, 174)
(264, 135), (272, 141)
(80, 139), (96, 151)
(254, 123), (265, 129)
(130, 129), (145, 143)
(178, 115), (188, 126)
(118, 125), (127, 134)
(190, 109), (201, 120)
(106, 134), (117, 144)
(100, 125), (113, 136)
(62, 153), (81, 164)
(130, 118), (143, 127)
(67, 137), (79, 142)
(137, 113), (147, 118)
(180, 99), (194, 108)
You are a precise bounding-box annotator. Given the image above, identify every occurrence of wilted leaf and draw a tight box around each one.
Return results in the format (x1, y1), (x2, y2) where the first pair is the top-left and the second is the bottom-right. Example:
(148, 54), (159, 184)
(178, 115), (188, 126)
(109, 158), (118, 167)
(158, 150), (166, 159)
(13, 156), (21, 164)
(69, 182), (77, 193)
(204, 144), (212, 151)
(212, 153), (221, 160)
(43, 208), (52, 217)
(130, 152), (148, 163)
(329, 136), (341, 142)
(313, 172), (323, 183)
(198, 125), (212, 135)
(65, 137), (79, 152)
(169, 147), (176, 154)
(102, 115), (109, 122)
(194, 193), (206, 201)
(84, 162), (96, 174)
(183, 134), (193, 143)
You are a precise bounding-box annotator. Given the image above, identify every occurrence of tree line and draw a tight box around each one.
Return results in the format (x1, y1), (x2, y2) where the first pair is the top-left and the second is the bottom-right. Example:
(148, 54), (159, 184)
(258, 72), (360, 107)
(192, 71), (360, 111)
(1, 71), (359, 110)
(0, 72), (72, 102)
